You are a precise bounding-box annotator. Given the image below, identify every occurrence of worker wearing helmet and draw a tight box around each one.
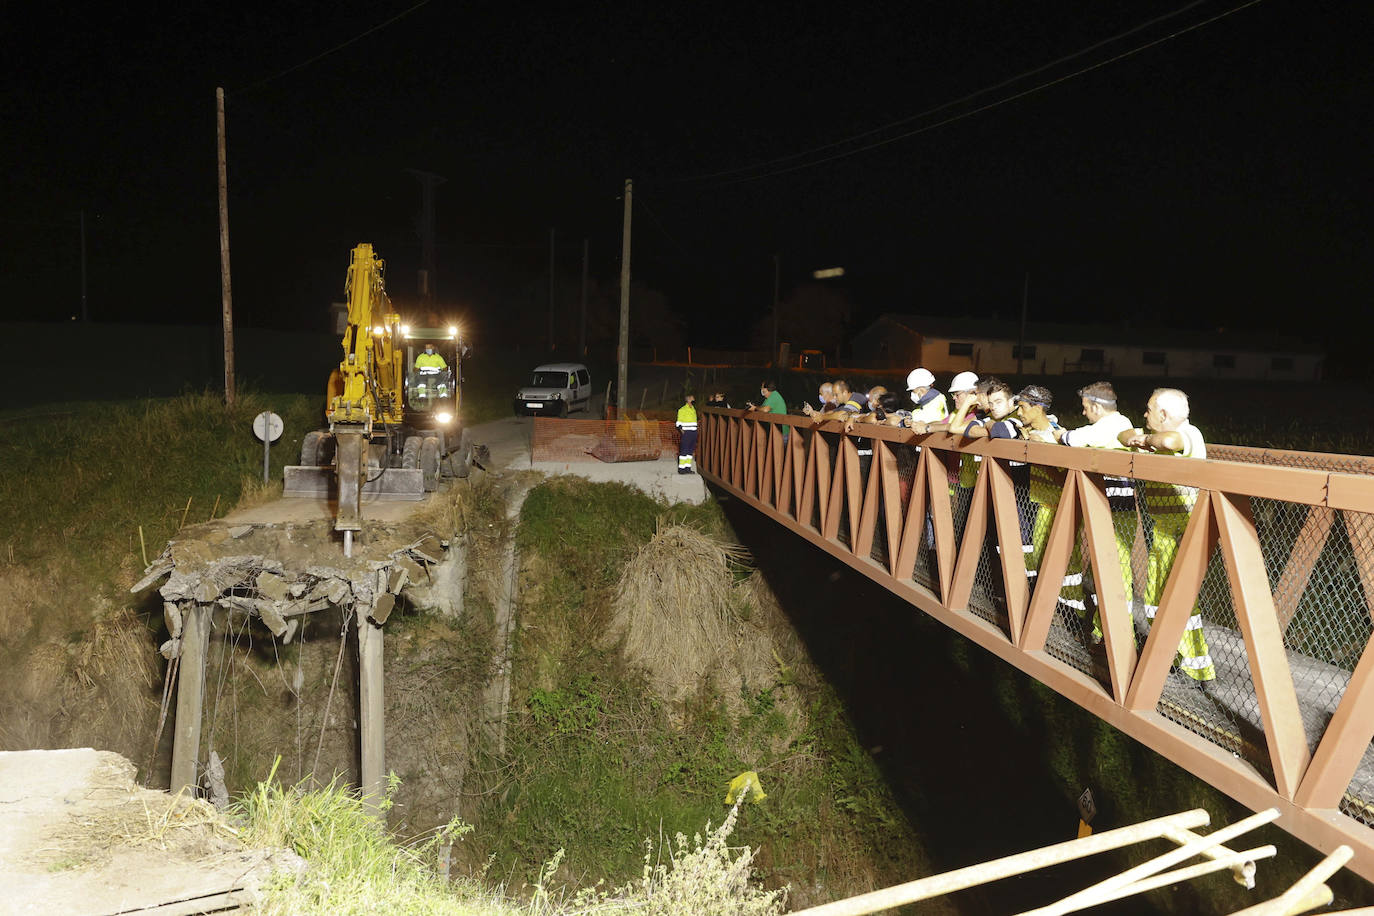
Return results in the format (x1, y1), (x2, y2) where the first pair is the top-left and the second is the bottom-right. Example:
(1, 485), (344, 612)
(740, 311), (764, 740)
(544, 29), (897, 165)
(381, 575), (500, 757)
(904, 367), (948, 425)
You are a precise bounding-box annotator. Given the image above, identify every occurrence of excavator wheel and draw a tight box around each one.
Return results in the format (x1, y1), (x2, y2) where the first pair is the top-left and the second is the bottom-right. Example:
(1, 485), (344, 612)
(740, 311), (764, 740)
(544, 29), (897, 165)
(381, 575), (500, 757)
(301, 431), (324, 466)
(420, 437), (440, 492)
(401, 435), (422, 469)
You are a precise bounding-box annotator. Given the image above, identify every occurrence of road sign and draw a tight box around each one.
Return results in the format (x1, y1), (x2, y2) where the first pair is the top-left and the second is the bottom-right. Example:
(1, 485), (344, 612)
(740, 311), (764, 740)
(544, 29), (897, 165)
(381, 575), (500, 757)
(253, 411), (284, 442)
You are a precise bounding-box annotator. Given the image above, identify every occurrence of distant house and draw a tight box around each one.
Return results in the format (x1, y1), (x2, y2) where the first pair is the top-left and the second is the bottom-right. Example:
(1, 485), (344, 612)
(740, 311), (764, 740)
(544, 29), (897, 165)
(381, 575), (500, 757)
(848, 314), (1324, 381)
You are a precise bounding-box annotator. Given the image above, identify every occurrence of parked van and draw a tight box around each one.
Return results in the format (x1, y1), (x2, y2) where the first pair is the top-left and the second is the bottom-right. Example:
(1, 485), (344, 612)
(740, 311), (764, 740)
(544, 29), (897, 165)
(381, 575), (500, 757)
(513, 363), (592, 417)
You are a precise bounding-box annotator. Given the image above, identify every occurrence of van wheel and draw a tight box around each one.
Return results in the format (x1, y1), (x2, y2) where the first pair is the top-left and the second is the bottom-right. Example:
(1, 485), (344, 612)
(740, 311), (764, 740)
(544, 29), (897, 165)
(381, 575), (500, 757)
(559, 401), (569, 418)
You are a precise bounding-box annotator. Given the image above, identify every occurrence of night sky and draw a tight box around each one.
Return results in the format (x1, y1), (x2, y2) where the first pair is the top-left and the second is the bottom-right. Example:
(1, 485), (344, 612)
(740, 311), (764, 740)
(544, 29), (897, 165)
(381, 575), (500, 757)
(4, 1), (1370, 363)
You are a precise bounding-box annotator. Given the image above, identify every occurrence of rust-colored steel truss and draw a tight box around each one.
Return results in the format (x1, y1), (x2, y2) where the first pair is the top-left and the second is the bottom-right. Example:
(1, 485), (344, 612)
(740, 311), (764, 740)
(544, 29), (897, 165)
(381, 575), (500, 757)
(699, 408), (1374, 884)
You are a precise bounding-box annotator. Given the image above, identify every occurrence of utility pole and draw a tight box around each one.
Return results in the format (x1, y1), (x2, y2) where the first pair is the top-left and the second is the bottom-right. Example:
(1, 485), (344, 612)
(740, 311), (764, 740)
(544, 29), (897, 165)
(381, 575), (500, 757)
(617, 180), (632, 414)
(408, 169), (446, 304)
(1017, 272), (1030, 376)
(216, 87), (235, 408)
(579, 237), (588, 358)
(79, 210), (87, 322)
(771, 253), (780, 366)
(548, 228), (556, 351)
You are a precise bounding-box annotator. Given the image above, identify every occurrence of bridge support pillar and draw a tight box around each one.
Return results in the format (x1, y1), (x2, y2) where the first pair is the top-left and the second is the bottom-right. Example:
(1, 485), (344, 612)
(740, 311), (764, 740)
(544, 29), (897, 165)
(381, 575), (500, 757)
(357, 613), (386, 815)
(170, 603), (210, 796)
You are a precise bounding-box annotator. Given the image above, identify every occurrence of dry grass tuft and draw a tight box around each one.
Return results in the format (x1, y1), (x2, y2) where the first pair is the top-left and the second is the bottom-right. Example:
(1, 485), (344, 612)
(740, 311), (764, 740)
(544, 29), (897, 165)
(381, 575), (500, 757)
(236, 475), (284, 512)
(612, 521), (752, 700)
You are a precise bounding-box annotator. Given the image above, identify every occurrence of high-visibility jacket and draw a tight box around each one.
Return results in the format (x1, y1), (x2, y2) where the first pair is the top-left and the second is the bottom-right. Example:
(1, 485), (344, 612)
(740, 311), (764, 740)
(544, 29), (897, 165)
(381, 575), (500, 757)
(415, 352), (447, 369)
(910, 389), (948, 423)
(676, 402), (698, 430)
(1137, 423), (1206, 514)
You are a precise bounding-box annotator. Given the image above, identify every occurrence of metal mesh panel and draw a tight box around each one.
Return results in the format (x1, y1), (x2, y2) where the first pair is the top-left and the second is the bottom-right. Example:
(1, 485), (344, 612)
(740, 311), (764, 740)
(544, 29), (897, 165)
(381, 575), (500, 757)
(1343, 743), (1374, 828)
(868, 443), (922, 569)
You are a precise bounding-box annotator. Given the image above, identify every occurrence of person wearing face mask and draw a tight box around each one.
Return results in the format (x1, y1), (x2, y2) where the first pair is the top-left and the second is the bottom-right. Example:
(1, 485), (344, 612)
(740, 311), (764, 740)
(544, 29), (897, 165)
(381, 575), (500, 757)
(801, 380), (838, 419)
(904, 368), (948, 425)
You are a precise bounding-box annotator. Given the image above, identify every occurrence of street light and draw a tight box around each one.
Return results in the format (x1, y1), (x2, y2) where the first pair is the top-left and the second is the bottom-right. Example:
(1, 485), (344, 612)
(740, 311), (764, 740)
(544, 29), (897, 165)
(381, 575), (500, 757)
(812, 267), (845, 279)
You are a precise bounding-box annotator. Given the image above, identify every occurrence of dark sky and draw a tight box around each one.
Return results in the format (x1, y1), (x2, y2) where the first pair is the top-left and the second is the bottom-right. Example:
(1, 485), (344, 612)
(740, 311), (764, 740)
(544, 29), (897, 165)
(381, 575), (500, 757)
(3, 0), (1370, 357)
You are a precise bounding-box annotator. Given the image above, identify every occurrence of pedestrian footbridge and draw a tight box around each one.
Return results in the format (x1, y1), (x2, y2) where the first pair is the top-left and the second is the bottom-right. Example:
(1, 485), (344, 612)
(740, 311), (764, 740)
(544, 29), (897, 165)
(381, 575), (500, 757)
(698, 408), (1374, 882)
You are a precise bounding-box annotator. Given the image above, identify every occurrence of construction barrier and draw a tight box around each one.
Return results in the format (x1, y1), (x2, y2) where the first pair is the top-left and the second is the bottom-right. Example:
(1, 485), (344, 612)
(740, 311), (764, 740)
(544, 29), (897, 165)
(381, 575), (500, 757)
(531, 417), (680, 464)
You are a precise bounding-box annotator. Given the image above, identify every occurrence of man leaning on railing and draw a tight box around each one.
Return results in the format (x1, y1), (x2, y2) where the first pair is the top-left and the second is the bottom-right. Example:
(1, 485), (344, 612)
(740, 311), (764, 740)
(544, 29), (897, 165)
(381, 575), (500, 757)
(1119, 388), (1217, 683)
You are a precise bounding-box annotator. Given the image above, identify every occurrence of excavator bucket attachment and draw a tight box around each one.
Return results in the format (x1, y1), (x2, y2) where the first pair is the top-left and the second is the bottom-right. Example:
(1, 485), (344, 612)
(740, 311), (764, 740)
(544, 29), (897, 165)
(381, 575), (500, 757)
(282, 433), (426, 506)
(334, 430), (366, 532)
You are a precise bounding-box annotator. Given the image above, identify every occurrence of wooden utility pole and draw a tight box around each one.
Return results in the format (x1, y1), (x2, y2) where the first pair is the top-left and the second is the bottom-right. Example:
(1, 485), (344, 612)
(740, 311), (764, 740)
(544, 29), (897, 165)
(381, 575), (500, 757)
(216, 88), (235, 408)
(1017, 272), (1030, 376)
(617, 180), (632, 413)
(548, 228), (557, 351)
(579, 237), (589, 358)
(170, 605), (210, 795)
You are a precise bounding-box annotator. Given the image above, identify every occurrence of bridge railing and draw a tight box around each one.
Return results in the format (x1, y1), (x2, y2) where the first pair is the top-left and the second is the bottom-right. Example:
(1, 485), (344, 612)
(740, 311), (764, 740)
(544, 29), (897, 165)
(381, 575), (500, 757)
(697, 407), (1374, 882)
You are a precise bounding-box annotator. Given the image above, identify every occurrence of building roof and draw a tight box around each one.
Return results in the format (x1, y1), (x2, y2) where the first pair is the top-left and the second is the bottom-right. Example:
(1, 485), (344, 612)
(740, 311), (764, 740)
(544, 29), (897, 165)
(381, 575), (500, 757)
(873, 314), (1324, 355)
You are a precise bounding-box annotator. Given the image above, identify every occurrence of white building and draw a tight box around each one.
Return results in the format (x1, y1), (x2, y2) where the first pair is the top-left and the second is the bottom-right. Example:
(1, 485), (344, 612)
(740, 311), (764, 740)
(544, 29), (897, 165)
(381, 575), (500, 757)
(848, 314), (1324, 381)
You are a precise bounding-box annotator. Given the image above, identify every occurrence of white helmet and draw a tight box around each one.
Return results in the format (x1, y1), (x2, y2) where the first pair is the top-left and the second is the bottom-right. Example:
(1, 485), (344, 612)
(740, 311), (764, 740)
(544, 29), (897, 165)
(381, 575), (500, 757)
(949, 371), (979, 393)
(905, 367), (935, 391)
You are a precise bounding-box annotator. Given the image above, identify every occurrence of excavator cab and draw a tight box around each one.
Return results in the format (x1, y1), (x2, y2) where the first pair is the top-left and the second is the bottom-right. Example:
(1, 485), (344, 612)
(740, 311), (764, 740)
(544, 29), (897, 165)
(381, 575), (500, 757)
(402, 331), (463, 424)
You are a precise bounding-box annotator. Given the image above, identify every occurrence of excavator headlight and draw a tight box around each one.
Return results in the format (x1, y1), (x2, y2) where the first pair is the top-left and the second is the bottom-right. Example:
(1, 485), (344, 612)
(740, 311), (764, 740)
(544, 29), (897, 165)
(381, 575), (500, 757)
(372, 326), (385, 336)
(448, 325), (459, 338)
(435, 411), (453, 424)
(401, 325), (411, 337)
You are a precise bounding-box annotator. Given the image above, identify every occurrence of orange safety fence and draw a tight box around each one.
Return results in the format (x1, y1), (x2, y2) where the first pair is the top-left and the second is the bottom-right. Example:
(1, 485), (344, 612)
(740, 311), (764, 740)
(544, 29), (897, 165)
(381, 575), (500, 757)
(531, 417), (681, 463)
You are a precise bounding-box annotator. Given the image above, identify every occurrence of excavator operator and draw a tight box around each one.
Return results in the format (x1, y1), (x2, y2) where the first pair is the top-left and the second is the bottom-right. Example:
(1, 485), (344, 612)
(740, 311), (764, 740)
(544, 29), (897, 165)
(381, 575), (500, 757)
(414, 343), (449, 399)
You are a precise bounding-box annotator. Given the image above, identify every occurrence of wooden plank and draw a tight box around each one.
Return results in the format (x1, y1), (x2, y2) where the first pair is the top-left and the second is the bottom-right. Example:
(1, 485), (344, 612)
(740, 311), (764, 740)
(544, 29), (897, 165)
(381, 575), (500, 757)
(798, 430), (819, 532)
(844, 437), (864, 548)
(1295, 635), (1374, 808)
(988, 458), (1030, 645)
(1076, 471), (1138, 705)
(770, 423), (786, 507)
(948, 459), (990, 612)
(743, 420), (759, 498)
(1328, 474), (1374, 514)
(822, 437), (852, 542)
(1274, 507), (1335, 633)
(1125, 494), (1218, 711)
(1132, 452), (1330, 506)
(1213, 491), (1313, 800)
(1020, 472), (1080, 652)
(881, 443), (905, 576)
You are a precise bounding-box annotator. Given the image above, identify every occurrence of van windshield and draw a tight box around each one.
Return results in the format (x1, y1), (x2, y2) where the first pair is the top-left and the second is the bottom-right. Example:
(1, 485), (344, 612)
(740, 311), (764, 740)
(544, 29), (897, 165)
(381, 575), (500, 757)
(531, 371), (572, 388)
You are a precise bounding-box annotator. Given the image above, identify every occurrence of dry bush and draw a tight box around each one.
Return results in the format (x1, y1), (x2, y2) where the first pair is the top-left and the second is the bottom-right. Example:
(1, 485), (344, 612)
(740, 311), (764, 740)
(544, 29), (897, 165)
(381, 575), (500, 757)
(236, 475), (284, 512)
(0, 566), (45, 645)
(612, 521), (750, 701)
(58, 606), (160, 760)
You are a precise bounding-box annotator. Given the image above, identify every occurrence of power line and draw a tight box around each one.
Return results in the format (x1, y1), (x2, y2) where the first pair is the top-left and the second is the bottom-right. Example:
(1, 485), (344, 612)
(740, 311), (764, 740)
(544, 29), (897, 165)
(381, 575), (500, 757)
(234, 0), (435, 95)
(684, 0), (1264, 190)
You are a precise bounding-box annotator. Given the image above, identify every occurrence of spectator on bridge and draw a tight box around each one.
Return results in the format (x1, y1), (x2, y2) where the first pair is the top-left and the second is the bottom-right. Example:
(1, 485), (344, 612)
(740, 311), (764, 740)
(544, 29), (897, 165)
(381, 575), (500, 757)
(1120, 388), (1216, 683)
(1057, 381), (1137, 647)
(801, 380), (838, 420)
(746, 380), (788, 416)
(959, 378), (1020, 440)
(1015, 385), (1066, 591)
(676, 393), (698, 475)
(706, 391), (730, 409)
(905, 368), (948, 425)
(903, 371), (979, 436)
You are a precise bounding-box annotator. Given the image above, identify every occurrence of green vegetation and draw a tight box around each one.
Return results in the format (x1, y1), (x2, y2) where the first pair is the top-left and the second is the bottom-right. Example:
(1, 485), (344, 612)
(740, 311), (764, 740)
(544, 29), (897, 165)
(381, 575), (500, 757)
(462, 478), (933, 902)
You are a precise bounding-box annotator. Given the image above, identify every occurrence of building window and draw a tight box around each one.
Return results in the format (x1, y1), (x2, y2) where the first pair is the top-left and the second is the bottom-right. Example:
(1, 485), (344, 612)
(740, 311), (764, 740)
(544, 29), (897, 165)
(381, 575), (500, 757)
(1142, 351), (1166, 365)
(1271, 356), (1294, 371)
(1214, 354), (1236, 369)
(1079, 348), (1105, 363)
(1012, 344), (1037, 359)
(948, 342), (973, 357)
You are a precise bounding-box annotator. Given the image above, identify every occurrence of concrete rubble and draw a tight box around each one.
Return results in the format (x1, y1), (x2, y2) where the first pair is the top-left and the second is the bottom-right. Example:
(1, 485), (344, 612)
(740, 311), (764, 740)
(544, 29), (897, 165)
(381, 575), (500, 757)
(132, 518), (452, 658)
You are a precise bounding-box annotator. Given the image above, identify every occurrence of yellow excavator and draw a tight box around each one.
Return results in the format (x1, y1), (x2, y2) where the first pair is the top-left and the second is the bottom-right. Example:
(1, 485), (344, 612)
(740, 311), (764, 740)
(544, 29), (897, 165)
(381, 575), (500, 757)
(284, 243), (474, 555)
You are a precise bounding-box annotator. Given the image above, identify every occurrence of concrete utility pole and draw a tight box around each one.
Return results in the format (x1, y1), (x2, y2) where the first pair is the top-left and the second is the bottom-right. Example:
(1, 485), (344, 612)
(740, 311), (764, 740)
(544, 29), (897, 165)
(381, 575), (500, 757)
(617, 180), (632, 413)
(579, 237), (589, 358)
(216, 87), (235, 408)
(357, 616), (386, 813)
(408, 170), (446, 303)
(170, 605), (210, 795)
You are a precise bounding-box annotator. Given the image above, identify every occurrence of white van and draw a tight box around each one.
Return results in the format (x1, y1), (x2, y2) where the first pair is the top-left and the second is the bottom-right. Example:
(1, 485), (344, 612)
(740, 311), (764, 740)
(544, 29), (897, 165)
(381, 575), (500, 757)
(513, 362), (592, 417)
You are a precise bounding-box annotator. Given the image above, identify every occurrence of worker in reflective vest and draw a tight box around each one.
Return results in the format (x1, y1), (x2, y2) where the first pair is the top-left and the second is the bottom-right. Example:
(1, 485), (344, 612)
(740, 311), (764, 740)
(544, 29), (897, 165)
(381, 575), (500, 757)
(676, 394), (698, 474)
(1120, 388), (1216, 682)
(1012, 385), (1063, 590)
(1056, 381), (1136, 641)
